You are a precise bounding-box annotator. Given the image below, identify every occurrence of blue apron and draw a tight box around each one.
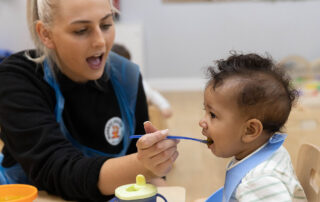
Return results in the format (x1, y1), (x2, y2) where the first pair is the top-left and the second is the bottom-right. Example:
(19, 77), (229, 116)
(0, 52), (140, 184)
(206, 134), (286, 202)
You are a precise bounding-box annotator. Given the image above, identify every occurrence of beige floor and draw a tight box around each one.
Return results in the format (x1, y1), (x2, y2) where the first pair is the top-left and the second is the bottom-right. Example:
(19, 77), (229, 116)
(160, 91), (320, 202)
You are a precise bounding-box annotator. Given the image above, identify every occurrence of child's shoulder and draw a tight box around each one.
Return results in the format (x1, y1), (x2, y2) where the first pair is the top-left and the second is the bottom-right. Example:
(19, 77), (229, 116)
(233, 146), (306, 201)
(245, 146), (293, 179)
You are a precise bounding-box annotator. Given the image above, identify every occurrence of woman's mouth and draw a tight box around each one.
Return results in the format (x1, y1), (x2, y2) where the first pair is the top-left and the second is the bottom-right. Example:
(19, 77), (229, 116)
(86, 53), (104, 70)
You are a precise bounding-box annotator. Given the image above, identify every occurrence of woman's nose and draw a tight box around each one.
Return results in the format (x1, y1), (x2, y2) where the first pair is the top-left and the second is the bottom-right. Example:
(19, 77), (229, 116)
(92, 29), (105, 48)
(199, 119), (207, 129)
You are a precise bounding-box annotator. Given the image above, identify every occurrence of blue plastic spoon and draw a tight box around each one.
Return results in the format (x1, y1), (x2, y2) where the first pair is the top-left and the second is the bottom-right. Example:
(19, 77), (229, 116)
(130, 135), (211, 144)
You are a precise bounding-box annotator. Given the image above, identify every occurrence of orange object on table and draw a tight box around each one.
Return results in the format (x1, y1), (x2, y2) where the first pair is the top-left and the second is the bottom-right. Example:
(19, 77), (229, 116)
(0, 184), (38, 202)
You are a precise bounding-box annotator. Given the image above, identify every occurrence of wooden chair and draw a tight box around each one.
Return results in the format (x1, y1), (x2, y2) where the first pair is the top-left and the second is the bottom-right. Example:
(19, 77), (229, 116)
(296, 143), (320, 202)
(311, 58), (320, 79)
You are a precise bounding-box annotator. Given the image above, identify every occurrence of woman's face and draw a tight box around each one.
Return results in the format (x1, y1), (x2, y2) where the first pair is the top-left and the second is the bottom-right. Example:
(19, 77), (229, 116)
(48, 0), (115, 82)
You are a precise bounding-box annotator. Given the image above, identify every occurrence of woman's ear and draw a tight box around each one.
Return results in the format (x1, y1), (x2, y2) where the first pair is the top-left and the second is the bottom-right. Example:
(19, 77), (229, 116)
(36, 21), (55, 49)
(241, 119), (263, 143)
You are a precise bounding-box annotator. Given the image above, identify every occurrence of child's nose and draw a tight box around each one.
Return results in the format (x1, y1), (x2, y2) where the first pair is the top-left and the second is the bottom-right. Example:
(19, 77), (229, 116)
(199, 119), (207, 129)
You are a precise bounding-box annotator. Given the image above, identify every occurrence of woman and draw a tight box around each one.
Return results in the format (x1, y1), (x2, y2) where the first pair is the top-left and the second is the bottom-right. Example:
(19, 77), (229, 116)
(0, 0), (179, 201)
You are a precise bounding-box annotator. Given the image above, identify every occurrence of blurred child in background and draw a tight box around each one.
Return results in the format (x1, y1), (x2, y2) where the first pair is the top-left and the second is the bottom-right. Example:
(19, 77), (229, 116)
(112, 43), (173, 118)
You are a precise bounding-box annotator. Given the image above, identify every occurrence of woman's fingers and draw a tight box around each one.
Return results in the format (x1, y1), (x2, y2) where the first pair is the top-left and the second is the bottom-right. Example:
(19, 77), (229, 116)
(136, 128), (180, 177)
(140, 138), (178, 158)
(150, 145), (178, 166)
(148, 177), (167, 186)
(136, 129), (168, 150)
(143, 121), (158, 134)
(153, 150), (179, 176)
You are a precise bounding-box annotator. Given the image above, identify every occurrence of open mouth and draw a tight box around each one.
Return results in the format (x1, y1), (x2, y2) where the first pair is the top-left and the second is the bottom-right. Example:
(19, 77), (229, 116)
(206, 137), (213, 146)
(86, 53), (104, 69)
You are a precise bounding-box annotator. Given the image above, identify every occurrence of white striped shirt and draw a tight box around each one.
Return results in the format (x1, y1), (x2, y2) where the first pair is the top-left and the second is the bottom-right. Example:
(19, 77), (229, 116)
(228, 146), (307, 202)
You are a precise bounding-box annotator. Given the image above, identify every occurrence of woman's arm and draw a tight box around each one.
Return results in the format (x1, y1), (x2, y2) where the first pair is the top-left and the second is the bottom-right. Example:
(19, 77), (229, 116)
(0, 54), (110, 201)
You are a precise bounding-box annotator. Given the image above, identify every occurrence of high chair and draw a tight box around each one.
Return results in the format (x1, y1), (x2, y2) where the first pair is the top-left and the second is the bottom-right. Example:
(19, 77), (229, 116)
(296, 143), (320, 202)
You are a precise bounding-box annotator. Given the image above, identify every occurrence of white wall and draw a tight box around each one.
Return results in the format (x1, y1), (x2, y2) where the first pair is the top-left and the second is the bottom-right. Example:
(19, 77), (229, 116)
(114, 23), (146, 74)
(0, 0), (34, 51)
(1, 0), (320, 90)
(119, 0), (320, 90)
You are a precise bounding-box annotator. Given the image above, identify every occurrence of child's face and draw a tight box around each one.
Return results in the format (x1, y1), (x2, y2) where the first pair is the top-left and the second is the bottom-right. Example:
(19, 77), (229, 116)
(199, 80), (248, 159)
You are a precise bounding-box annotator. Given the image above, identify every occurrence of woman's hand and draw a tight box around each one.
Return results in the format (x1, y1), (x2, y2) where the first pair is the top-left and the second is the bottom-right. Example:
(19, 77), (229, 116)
(148, 177), (167, 186)
(136, 121), (179, 177)
(98, 121), (178, 195)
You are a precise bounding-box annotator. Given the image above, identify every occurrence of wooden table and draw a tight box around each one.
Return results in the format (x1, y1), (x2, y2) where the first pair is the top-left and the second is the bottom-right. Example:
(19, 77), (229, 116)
(35, 186), (186, 202)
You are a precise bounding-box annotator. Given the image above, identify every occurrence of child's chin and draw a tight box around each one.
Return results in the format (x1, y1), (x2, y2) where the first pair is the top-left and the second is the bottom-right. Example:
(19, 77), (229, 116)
(211, 149), (224, 158)
(210, 148), (218, 156)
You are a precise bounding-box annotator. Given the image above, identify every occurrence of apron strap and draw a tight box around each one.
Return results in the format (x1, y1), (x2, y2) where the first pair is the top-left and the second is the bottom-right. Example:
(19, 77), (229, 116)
(0, 153), (29, 184)
(206, 187), (223, 202)
(43, 53), (139, 157)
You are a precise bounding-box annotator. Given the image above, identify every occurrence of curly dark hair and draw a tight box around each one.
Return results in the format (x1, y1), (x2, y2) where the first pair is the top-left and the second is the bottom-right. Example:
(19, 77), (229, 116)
(207, 52), (299, 134)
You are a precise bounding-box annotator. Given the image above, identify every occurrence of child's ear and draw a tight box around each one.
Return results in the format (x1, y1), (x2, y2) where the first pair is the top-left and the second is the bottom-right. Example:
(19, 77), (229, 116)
(36, 21), (55, 49)
(241, 119), (263, 143)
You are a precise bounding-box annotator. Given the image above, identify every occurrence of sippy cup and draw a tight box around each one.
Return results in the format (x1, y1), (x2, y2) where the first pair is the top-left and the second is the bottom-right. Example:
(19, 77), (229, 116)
(111, 174), (167, 202)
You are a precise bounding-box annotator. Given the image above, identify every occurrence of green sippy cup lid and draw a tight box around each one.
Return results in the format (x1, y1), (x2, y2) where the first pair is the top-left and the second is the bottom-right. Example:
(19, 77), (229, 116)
(115, 174), (157, 200)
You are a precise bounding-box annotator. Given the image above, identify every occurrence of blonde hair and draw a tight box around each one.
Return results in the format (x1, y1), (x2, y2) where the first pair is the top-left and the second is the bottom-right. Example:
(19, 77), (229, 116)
(26, 0), (117, 67)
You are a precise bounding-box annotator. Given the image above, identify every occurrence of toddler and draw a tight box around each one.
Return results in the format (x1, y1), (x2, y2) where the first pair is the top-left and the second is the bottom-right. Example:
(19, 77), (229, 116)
(199, 53), (307, 201)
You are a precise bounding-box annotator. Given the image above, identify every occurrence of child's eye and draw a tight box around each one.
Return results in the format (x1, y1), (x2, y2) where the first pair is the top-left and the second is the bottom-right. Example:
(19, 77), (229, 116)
(210, 112), (216, 119)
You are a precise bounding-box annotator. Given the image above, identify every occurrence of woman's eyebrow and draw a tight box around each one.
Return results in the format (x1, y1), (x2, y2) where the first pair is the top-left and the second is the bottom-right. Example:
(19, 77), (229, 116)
(70, 13), (113, 25)
(100, 13), (113, 21)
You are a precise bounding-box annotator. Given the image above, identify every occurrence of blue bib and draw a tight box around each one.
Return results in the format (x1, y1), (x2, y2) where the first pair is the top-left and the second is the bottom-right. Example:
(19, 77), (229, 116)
(206, 134), (286, 202)
(0, 52), (140, 184)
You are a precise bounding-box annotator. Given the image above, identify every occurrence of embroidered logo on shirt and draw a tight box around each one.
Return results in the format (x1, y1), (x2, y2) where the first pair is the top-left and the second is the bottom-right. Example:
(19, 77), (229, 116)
(104, 117), (124, 146)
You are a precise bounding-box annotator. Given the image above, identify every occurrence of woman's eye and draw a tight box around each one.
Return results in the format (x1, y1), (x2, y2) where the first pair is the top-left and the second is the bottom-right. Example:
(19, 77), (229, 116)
(101, 24), (112, 30)
(73, 29), (87, 35)
(210, 112), (216, 119)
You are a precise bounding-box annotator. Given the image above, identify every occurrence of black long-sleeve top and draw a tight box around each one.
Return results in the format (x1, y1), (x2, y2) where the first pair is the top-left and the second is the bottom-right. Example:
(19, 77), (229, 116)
(0, 50), (149, 201)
